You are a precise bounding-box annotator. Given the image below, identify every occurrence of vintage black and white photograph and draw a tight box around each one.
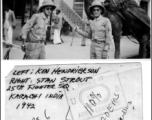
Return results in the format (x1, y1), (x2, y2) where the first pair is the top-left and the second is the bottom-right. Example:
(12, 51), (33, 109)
(1, 0), (151, 120)
(2, 0), (151, 59)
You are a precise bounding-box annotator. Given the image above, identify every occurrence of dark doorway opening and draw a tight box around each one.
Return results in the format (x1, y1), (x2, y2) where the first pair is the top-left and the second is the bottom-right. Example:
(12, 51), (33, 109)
(140, 1), (148, 14)
(3, 0), (25, 19)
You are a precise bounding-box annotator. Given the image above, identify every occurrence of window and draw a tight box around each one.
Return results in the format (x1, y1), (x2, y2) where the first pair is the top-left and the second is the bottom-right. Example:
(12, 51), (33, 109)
(73, 0), (84, 18)
(140, 1), (148, 13)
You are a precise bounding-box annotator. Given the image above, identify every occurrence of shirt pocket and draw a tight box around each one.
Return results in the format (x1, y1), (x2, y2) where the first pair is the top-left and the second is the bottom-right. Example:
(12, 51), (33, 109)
(33, 24), (41, 30)
(90, 24), (95, 31)
(36, 18), (45, 28)
(34, 24), (45, 34)
(97, 23), (105, 31)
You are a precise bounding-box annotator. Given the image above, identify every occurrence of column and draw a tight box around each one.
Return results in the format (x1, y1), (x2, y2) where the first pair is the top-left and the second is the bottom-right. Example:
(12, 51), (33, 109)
(21, 0), (26, 26)
(30, 0), (34, 18)
(148, 0), (151, 18)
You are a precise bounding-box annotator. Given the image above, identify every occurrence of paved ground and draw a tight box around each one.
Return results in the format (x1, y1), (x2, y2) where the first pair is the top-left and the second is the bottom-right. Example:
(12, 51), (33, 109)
(2, 19), (139, 60)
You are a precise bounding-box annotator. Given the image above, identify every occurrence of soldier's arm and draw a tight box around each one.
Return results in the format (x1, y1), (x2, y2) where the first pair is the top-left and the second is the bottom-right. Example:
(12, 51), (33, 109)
(21, 14), (38, 43)
(104, 18), (113, 51)
(76, 25), (92, 39)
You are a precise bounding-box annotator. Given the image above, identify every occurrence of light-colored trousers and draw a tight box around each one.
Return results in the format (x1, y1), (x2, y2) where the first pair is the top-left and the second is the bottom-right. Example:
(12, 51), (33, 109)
(90, 42), (109, 59)
(25, 42), (45, 59)
(4, 26), (13, 44)
(53, 29), (62, 44)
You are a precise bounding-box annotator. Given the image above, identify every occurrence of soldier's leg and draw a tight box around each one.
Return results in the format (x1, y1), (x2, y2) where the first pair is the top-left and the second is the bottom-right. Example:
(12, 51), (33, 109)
(95, 42), (105, 59)
(25, 43), (39, 59)
(90, 42), (96, 59)
(39, 43), (46, 59)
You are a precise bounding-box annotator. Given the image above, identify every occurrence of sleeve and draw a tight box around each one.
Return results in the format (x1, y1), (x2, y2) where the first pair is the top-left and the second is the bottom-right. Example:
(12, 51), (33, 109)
(12, 11), (16, 26)
(104, 18), (113, 50)
(77, 25), (92, 39)
(21, 14), (38, 39)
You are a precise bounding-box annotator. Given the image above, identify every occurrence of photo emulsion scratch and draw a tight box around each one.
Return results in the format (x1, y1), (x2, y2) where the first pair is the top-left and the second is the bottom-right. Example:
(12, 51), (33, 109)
(5, 63), (142, 120)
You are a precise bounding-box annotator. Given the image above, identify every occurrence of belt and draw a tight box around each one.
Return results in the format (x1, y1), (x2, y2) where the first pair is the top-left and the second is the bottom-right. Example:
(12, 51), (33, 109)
(93, 39), (105, 44)
(28, 40), (44, 43)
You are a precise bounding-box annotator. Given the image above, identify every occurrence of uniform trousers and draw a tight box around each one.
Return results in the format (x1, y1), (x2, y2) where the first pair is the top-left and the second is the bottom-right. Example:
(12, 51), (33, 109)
(25, 42), (45, 59)
(90, 41), (108, 59)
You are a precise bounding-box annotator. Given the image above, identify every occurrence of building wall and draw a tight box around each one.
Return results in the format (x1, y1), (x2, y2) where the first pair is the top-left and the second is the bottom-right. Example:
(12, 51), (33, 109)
(135, 0), (141, 5)
(82, 4), (87, 19)
(63, 0), (151, 19)
(38, 0), (43, 8)
(3, 0), (25, 18)
(63, 0), (74, 8)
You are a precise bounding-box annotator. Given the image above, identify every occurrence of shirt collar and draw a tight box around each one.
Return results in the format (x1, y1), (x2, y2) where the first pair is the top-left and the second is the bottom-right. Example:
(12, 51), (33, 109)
(95, 15), (102, 21)
(41, 12), (47, 20)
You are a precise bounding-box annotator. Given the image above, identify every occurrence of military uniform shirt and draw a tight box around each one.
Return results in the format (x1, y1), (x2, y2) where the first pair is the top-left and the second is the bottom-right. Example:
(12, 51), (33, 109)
(77, 15), (113, 45)
(22, 13), (49, 41)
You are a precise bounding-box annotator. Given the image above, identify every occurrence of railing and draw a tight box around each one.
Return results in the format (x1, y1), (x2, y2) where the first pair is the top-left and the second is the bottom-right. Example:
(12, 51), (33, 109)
(58, 0), (85, 30)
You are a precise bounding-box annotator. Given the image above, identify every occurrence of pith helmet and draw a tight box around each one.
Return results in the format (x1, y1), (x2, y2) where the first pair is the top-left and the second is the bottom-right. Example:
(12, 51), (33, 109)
(89, 0), (105, 15)
(39, 0), (56, 12)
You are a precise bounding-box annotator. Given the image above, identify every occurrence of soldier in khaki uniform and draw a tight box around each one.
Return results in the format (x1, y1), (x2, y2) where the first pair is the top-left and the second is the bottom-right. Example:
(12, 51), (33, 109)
(74, 0), (113, 59)
(21, 0), (56, 59)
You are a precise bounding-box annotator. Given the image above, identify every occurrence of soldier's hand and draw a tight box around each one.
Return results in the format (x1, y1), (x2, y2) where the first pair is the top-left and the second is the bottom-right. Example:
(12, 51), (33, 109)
(73, 25), (79, 32)
(21, 44), (26, 52)
(83, 19), (89, 24)
(101, 50), (108, 59)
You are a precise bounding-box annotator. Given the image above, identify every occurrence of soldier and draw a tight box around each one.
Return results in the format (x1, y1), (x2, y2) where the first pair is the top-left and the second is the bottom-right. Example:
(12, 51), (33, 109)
(21, 0), (56, 59)
(74, 0), (113, 59)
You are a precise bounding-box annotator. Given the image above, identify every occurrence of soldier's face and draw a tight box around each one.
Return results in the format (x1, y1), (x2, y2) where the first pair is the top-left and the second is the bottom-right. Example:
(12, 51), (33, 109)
(93, 7), (101, 18)
(44, 7), (52, 16)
